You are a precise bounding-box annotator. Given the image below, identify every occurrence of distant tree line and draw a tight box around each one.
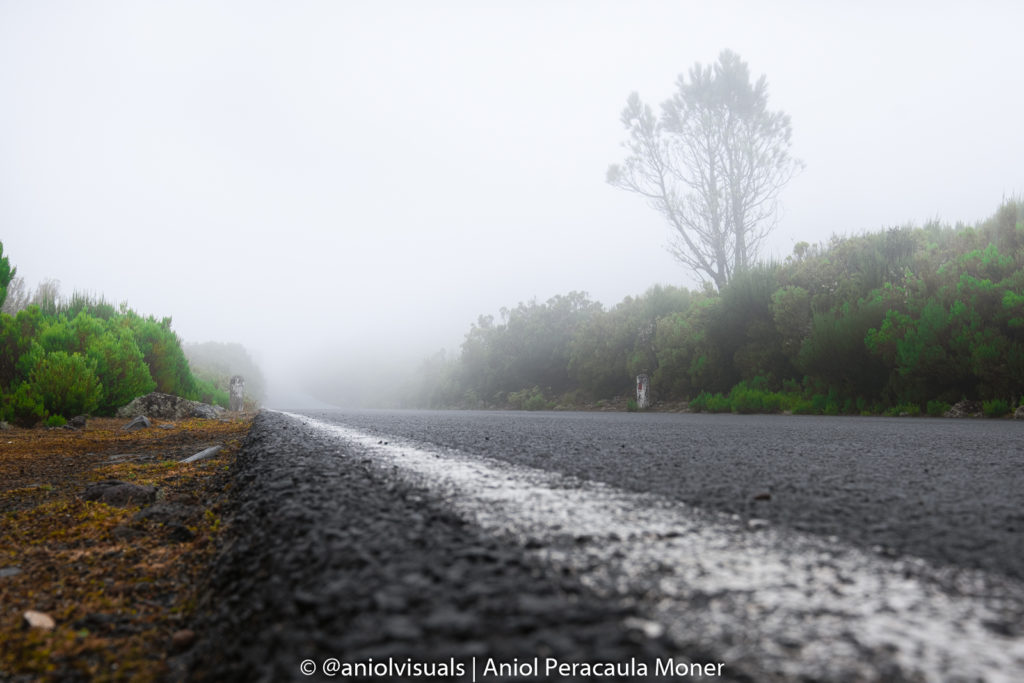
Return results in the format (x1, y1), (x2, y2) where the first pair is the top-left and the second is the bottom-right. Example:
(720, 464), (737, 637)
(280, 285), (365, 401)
(0, 251), (233, 427)
(408, 200), (1024, 417)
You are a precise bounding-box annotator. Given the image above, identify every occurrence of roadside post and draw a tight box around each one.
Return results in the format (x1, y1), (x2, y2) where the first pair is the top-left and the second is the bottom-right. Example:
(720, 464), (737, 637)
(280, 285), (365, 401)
(229, 375), (245, 412)
(636, 374), (650, 409)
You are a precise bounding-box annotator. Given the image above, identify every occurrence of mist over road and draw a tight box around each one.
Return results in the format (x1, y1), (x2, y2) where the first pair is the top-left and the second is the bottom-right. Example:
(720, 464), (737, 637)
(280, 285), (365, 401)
(191, 410), (1024, 682)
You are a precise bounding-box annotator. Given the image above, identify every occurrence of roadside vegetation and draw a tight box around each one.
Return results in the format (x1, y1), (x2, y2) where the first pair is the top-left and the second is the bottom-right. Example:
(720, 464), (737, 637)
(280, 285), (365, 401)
(0, 248), (230, 427)
(410, 200), (1024, 416)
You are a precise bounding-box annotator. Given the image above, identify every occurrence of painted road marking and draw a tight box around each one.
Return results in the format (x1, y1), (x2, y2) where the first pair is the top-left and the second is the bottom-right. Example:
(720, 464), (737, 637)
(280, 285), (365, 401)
(282, 412), (1024, 682)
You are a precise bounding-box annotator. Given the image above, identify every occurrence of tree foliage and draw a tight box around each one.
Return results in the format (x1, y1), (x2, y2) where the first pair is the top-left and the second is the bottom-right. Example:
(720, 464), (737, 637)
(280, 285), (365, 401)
(412, 200), (1024, 414)
(609, 50), (801, 289)
(0, 242), (15, 312)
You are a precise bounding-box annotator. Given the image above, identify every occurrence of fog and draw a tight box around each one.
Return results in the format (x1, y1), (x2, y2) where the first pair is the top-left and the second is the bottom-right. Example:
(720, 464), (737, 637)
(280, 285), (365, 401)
(2, 1), (1022, 407)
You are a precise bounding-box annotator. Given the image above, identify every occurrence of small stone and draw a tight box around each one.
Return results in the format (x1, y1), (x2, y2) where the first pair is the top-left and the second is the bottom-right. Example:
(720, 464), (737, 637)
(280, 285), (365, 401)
(165, 523), (196, 543)
(0, 566), (22, 578)
(424, 607), (478, 635)
(753, 491), (772, 501)
(121, 415), (152, 432)
(373, 588), (409, 612)
(111, 525), (145, 542)
(82, 480), (157, 507)
(132, 502), (201, 525)
(383, 615), (422, 640)
(23, 610), (56, 631)
(623, 616), (665, 639)
(171, 628), (196, 651)
(180, 445), (223, 464)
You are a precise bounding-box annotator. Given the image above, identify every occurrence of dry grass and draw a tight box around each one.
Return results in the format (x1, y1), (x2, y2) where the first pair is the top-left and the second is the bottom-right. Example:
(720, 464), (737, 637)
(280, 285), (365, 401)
(0, 415), (252, 681)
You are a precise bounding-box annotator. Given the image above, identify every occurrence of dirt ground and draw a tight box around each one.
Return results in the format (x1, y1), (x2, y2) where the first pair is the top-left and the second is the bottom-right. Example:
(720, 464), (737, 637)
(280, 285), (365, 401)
(0, 414), (252, 682)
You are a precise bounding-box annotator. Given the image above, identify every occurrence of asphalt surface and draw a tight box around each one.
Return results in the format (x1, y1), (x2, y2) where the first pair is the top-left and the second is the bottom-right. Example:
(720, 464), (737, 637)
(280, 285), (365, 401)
(184, 409), (1024, 682)
(185, 411), (694, 683)
(295, 409), (1024, 581)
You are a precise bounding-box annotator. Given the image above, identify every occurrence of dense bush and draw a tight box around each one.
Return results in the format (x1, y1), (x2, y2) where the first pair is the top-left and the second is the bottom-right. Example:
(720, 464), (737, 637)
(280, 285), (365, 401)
(30, 350), (102, 418)
(0, 248), (236, 425)
(411, 200), (1024, 416)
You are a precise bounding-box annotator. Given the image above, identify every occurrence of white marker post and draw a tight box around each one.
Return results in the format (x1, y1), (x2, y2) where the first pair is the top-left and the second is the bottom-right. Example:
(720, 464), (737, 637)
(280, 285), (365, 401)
(229, 375), (245, 412)
(636, 374), (650, 409)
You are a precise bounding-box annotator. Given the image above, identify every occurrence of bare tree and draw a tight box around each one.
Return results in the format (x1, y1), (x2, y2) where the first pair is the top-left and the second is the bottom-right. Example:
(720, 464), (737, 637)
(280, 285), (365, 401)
(30, 278), (61, 316)
(0, 275), (30, 315)
(608, 50), (801, 289)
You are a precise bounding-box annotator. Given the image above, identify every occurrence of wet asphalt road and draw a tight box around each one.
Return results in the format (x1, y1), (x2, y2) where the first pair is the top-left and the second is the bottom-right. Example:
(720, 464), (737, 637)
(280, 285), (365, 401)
(185, 410), (1024, 682)
(295, 409), (1024, 581)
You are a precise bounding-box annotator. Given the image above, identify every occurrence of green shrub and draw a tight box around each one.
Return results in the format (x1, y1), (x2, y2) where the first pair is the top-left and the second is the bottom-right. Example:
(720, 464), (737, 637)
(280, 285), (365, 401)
(87, 329), (155, 414)
(626, 398), (639, 412)
(791, 399), (818, 415)
(926, 399), (951, 417)
(45, 414), (66, 428)
(5, 382), (45, 427)
(689, 392), (710, 412)
(983, 398), (1010, 417)
(689, 391), (732, 413)
(728, 382), (784, 414)
(30, 350), (101, 418)
(706, 393), (732, 413)
(194, 376), (229, 408)
(508, 386), (552, 410)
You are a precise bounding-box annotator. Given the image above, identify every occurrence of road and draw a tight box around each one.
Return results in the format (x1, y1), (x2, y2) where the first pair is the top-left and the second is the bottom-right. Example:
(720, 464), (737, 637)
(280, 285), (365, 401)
(187, 409), (1024, 682)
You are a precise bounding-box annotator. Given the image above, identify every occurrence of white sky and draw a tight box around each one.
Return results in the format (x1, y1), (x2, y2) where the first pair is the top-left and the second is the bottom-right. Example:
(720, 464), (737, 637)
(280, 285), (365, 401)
(2, 1), (1022, 404)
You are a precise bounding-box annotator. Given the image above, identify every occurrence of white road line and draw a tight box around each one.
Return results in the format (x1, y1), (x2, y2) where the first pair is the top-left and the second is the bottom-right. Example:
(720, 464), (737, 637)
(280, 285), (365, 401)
(282, 412), (1024, 682)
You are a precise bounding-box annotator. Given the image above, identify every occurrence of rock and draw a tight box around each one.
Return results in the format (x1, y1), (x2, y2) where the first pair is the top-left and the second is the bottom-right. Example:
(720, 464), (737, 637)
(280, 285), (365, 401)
(82, 480), (157, 507)
(111, 525), (145, 542)
(1015, 406), (1024, 420)
(171, 628), (197, 652)
(23, 610), (55, 631)
(180, 445), (223, 464)
(753, 491), (772, 501)
(65, 414), (88, 429)
(165, 523), (196, 542)
(945, 400), (983, 418)
(0, 566), (22, 579)
(104, 453), (147, 465)
(382, 615), (423, 640)
(121, 415), (152, 432)
(133, 503), (200, 542)
(0, 421), (11, 431)
(133, 502), (201, 526)
(623, 616), (665, 639)
(116, 392), (225, 421)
